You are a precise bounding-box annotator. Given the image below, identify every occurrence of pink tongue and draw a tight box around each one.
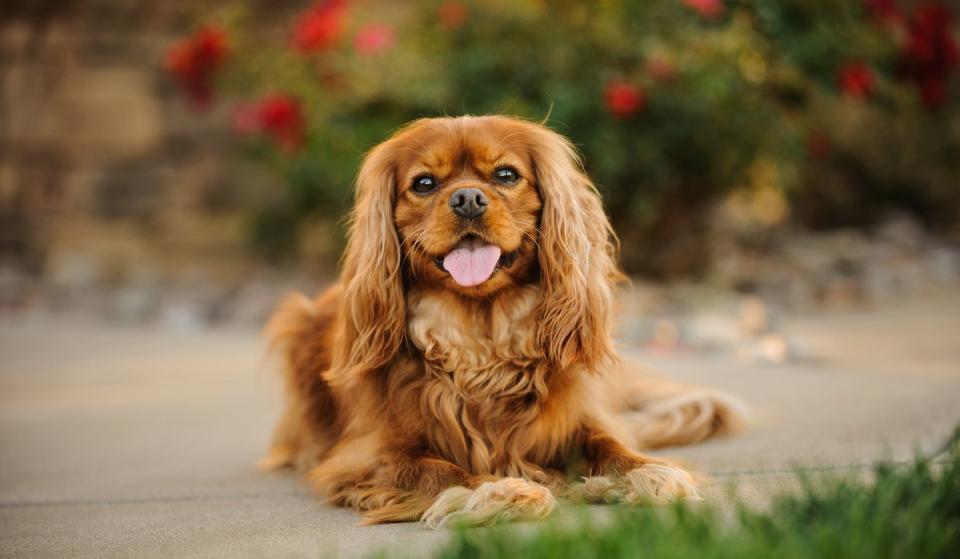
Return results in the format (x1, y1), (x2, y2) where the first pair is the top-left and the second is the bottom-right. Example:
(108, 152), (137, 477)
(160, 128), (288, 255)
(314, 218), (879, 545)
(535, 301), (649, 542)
(442, 243), (502, 287)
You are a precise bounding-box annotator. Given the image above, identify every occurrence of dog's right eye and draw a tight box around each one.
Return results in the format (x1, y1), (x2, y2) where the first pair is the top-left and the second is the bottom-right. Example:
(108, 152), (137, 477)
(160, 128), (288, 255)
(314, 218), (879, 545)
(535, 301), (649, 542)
(412, 175), (438, 195)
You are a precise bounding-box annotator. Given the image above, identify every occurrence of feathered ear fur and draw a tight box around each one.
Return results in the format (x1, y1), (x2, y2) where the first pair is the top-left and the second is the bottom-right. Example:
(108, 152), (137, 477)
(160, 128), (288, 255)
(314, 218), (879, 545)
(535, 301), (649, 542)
(324, 139), (405, 386)
(526, 124), (625, 374)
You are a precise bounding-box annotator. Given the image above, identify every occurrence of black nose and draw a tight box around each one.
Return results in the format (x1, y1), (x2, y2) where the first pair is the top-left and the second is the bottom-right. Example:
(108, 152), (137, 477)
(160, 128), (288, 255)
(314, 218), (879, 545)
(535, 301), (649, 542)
(448, 188), (488, 219)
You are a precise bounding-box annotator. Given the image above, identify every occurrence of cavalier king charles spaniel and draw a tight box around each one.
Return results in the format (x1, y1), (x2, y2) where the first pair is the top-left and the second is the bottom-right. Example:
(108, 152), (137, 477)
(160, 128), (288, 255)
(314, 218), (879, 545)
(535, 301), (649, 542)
(262, 115), (747, 527)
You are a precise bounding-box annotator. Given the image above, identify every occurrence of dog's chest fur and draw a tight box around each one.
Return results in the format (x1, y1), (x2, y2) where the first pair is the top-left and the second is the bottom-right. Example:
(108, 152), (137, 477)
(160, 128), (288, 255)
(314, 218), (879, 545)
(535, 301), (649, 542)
(405, 287), (567, 476)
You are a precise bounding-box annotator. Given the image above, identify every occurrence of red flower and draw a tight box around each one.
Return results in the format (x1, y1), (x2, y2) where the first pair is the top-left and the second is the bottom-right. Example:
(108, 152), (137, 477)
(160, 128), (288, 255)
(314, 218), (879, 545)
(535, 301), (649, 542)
(899, 3), (958, 109)
(165, 26), (229, 108)
(837, 61), (874, 98)
(683, 0), (725, 20)
(292, 0), (347, 54)
(353, 23), (395, 56)
(232, 95), (306, 152)
(604, 80), (646, 118)
(438, 1), (469, 30)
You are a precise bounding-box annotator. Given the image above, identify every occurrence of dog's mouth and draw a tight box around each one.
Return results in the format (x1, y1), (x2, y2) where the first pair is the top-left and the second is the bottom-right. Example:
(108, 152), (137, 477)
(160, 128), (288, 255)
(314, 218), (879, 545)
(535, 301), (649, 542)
(432, 235), (519, 287)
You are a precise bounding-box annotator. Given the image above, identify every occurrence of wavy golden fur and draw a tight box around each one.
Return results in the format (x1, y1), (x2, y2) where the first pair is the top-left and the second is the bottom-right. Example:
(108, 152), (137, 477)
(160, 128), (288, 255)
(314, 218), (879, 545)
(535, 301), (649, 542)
(262, 115), (747, 526)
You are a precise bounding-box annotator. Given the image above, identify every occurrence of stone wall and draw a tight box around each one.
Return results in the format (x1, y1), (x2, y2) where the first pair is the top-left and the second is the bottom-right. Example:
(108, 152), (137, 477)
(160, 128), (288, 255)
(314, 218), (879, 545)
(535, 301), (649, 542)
(0, 0), (298, 316)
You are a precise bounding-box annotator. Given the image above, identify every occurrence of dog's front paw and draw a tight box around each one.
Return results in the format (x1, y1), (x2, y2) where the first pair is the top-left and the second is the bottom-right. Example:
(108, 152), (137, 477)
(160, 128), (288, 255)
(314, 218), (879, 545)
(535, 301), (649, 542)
(573, 463), (700, 506)
(622, 463), (700, 504)
(421, 477), (557, 529)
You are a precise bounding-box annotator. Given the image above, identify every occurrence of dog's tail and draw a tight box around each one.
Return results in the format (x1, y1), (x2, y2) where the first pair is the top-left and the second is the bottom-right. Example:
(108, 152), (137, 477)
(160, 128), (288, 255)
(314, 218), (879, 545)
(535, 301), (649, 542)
(616, 375), (749, 450)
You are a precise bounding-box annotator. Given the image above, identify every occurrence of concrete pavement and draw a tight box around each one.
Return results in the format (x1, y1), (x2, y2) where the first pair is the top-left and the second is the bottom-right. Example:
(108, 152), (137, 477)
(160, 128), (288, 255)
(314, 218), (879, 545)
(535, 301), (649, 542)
(2, 291), (959, 558)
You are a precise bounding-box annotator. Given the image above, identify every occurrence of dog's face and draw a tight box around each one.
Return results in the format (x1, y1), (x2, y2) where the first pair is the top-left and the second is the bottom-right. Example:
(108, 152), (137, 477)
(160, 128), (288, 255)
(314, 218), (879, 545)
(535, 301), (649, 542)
(335, 115), (620, 379)
(390, 118), (542, 296)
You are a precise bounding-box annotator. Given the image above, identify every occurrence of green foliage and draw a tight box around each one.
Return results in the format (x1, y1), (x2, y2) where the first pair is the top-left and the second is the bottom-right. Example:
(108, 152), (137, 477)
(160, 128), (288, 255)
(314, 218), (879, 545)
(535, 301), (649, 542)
(398, 439), (960, 559)
(197, 0), (959, 274)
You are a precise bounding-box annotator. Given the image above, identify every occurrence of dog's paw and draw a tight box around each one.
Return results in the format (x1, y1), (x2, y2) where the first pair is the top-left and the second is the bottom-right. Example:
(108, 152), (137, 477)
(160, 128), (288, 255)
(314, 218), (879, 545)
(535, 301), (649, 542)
(420, 477), (557, 529)
(257, 445), (296, 472)
(573, 463), (700, 506)
(622, 463), (700, 504)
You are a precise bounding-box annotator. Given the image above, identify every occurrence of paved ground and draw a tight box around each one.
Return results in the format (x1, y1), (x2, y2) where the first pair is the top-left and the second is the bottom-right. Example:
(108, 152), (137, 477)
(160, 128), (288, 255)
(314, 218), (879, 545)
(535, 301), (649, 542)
(2, 290), (959, 558)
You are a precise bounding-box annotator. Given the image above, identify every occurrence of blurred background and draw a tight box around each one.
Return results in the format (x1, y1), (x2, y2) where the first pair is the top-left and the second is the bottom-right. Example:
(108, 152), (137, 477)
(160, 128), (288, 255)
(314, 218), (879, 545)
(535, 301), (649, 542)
(1, 0), (959, 356)
(2, 4), (960, 555)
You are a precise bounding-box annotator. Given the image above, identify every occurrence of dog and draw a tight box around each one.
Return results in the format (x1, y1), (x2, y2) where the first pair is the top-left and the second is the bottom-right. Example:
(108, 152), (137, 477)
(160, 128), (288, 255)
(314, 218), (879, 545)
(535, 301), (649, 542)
(261, 115), (747, 527)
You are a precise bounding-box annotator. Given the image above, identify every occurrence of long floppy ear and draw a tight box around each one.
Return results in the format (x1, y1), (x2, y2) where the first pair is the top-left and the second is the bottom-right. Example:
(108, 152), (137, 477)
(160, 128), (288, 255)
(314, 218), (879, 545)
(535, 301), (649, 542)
(324, 139), (405, 386)
(528, 125), (625, 374)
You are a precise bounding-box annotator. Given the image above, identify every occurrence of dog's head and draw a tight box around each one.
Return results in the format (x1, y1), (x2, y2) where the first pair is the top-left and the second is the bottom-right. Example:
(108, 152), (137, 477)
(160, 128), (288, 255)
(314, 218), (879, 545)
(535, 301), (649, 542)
(331, 116), (621, 383)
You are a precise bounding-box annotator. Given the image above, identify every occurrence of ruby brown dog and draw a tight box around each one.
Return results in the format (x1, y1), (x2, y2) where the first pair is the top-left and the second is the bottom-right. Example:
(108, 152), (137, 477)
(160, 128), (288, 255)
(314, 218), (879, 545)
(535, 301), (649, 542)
(263, 115), (746, 527)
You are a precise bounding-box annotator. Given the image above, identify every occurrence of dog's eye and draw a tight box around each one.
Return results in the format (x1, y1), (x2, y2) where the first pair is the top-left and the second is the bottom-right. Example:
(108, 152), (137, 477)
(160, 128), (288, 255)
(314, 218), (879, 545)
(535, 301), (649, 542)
(493, 167), (520, 185)
(412, 175), (438, 194)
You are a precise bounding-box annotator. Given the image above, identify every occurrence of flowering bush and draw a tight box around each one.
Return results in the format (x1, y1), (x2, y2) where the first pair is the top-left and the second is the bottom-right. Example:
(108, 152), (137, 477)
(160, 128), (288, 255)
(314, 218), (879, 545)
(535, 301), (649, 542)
(165, 26), (229, 107)
(900, 3), (958, 109)
(167, 0), (959, 275)
(232, 95), (305, 152)
(838, 62), (875, 98)
(291, 0), (346, 53)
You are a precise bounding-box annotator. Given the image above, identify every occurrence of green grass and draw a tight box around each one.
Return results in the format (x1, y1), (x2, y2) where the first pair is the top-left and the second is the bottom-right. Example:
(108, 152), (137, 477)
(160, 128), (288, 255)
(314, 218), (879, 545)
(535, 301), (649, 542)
(410, 431), (960, 559)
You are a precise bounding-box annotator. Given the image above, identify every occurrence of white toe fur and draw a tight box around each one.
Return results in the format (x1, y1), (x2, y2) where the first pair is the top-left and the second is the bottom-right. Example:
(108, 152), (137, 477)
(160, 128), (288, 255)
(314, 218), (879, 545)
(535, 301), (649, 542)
(571, 463), (700, 505)
(421, 477), (557, 529)
(623, 463), (700, 504)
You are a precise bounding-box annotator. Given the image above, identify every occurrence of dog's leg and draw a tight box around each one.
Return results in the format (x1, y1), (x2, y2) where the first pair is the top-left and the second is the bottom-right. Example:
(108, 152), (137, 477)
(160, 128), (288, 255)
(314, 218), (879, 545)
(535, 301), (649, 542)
(328, 473), (556, 528)
(311, 445), (556, 527)
(616, 376), (748, 450)
(391, 453), (474, 495)
(382, 451), (557, 528)
(372, 447), (556, 528)
(571, 426), (700, 505)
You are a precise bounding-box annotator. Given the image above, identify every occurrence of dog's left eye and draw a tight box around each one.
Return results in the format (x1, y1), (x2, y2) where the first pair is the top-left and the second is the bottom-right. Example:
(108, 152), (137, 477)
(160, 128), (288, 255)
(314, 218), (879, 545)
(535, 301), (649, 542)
(493, 167), (520, 185)
(412, 175), (438, 194)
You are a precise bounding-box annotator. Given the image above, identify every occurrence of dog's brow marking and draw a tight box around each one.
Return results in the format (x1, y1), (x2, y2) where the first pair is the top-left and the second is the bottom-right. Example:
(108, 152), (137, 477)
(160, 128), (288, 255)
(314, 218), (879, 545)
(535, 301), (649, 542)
(489, 151), (508, 163)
